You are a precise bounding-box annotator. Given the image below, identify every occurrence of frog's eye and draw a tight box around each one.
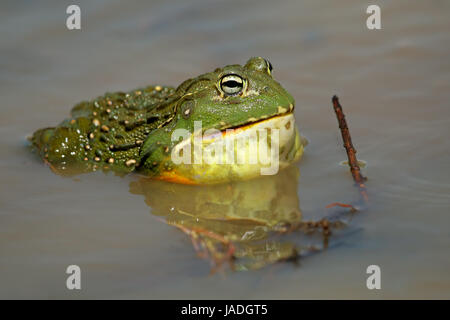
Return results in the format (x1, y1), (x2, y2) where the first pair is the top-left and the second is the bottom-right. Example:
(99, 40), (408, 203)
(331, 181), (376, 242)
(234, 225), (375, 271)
(265, 59), (273, 75)
(245, 57), (273, 76)
(220, 74), (245, 96)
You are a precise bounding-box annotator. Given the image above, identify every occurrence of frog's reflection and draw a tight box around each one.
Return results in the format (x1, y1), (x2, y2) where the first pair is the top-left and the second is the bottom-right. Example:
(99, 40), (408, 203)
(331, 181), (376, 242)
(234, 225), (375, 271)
(130, 166), (326, 271)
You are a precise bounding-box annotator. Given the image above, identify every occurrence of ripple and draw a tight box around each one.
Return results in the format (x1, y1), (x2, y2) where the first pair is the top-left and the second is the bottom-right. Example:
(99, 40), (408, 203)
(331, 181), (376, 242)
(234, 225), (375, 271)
(379, 173), (450, 207)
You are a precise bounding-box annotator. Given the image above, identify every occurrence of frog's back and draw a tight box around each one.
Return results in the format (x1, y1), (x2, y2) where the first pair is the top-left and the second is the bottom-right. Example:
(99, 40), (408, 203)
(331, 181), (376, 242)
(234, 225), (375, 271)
(31, 85), (175, 175)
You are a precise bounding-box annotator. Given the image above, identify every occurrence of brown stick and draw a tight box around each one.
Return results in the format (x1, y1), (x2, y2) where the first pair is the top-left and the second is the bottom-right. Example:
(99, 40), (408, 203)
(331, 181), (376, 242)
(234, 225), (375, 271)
(332, 95), (368, 203)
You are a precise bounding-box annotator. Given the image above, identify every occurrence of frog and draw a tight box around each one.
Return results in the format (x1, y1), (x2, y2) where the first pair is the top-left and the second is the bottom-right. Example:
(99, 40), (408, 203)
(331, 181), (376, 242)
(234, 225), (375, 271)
(31, 57), (304, 184)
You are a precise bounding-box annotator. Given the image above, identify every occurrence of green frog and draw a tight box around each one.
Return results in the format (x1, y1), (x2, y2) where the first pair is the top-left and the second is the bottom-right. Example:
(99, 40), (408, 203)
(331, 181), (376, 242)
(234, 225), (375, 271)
(31, 57), (304, 184)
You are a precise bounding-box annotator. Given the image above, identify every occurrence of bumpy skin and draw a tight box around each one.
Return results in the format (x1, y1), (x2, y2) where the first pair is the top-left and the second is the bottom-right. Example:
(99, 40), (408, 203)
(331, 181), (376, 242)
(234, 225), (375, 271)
(31, 57), (296, 179)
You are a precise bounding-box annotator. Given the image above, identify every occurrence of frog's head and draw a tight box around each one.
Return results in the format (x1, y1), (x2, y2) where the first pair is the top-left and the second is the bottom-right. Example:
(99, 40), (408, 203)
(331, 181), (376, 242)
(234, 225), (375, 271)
(173, 57), (294, 132)
(140, 57), (304, 183)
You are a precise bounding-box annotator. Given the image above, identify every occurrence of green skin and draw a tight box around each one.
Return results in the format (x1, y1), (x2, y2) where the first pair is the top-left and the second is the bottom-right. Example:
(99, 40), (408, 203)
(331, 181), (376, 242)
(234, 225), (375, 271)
(31, 57), (295, 179)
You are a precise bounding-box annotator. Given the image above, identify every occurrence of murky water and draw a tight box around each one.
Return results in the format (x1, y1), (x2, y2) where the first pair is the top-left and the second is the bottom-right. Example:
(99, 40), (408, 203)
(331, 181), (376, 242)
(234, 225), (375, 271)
(1, 0), (450, 299)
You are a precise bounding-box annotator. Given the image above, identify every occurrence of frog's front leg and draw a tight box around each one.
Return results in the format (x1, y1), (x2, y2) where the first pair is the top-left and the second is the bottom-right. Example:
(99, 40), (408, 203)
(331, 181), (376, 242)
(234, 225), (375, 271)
(136, 126), (185, 181)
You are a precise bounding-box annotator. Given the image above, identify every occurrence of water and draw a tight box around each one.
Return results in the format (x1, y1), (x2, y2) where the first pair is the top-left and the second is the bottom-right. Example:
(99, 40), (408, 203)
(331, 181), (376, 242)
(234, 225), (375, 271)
(1, 0), (450, 298)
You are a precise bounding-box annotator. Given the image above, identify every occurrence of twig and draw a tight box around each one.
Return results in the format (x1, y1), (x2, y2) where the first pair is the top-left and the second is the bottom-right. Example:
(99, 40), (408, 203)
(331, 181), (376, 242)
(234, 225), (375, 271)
(332, 95), (368, 203)
(167, 219), (236, 273)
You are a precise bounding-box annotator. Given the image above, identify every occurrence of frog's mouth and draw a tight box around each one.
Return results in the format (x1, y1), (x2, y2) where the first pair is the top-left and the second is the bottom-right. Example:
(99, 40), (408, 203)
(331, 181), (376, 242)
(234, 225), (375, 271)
(219, 103), (295, 134)
(220, 111), (295, 136)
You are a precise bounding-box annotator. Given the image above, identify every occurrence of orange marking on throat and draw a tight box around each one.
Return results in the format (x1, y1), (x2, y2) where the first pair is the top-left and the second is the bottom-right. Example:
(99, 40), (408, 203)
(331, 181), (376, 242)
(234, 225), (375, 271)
(156, 171), (198, 185)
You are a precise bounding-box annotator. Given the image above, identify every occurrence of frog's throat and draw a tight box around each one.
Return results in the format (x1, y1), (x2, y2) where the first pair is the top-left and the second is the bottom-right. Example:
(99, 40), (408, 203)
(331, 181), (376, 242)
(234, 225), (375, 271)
(157, 112), (304, 185)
